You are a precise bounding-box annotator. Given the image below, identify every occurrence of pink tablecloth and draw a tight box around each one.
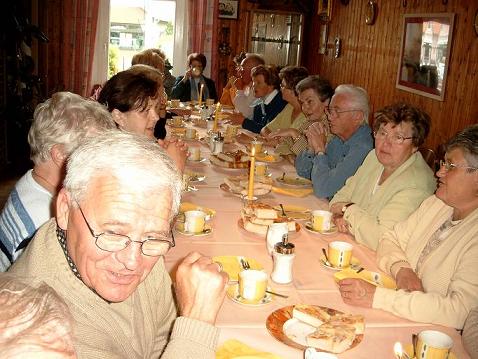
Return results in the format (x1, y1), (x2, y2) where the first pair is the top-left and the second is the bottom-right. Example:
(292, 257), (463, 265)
(166, 125), (469, 359)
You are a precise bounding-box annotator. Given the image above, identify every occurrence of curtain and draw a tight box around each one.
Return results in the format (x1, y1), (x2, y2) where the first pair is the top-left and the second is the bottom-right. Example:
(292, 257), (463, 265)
(37, 0), (100, 97)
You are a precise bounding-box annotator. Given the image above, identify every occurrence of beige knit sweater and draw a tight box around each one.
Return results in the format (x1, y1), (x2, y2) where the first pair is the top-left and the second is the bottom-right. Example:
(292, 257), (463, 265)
(9, 219), (219, 358)
(374, 196), (478, 329)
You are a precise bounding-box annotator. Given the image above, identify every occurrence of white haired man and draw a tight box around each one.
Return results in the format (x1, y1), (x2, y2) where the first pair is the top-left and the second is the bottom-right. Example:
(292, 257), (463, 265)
(9, 131), (228, 358)
(0, 274), (76, 358)
(0, 92), (116, 271)
(295, 84), (373, 199)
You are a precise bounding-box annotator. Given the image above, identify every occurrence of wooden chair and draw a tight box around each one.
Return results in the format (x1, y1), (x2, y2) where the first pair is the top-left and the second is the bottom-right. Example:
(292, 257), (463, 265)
(418, 147), (437, 170)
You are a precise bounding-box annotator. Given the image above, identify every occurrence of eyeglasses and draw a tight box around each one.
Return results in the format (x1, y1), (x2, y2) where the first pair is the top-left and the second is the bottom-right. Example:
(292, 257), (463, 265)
(324, 107), (363, 117)
(373, 128), (413, 145)
(439, 160), (478, 172)
(77, 204), (175, 257)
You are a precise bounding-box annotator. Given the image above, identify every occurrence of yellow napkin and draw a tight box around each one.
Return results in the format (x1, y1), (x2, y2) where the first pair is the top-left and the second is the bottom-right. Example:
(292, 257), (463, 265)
(179, 202), (216, 217)
(271, 186), (313, 198)
(334, 267), (397, 289)
(216, 339), (283, 359)
(212, 256), (262, 281)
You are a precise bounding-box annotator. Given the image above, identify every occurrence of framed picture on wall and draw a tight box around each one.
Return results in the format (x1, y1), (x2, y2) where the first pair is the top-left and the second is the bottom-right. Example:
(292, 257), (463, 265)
(396, 13), (455, 101)
(318, 0), (332, 22)
(219, 0), (239, 20)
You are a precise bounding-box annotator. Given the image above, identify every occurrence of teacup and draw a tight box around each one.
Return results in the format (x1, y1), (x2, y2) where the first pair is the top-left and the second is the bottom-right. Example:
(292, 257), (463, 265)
(206, 98), (215, 106)
(184, 210), (207, 233)
(251, 139), (263, 154)
(415, 330), (453, 359)
(170, 99), (180, 108)
(327, 241), (353, 268)
(172, 116), (183, 127)
(311, 209), (333, 232)
(238, 269), (267, 303)
(255, 162), (268, 176)
(185, 127), (197, 140)
(189, 146), (201, 161)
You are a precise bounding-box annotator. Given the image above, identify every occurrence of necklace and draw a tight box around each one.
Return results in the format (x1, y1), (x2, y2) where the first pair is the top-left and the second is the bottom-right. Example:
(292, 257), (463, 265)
(32, 169), (56, 194)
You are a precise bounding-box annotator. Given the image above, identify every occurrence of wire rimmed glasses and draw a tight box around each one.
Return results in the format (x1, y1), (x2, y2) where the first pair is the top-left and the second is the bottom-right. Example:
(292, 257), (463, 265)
(76, 204), (175, 257)
(373, 128), (413, 145)
(324, 106), (363, 117)
(439, 160), (478, 172)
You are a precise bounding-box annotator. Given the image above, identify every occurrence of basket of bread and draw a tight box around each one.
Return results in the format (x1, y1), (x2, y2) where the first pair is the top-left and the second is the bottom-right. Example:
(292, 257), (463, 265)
(210, 150), (250, 169)
(221, 174), (272, 197)
(266, 304), (364, 354)
(239, 202), (299, 236)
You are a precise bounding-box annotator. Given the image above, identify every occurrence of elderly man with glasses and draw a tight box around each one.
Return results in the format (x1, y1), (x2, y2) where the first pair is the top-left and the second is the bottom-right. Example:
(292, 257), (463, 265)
(295, 84), (373, 199)
(9, 131), (228, 358)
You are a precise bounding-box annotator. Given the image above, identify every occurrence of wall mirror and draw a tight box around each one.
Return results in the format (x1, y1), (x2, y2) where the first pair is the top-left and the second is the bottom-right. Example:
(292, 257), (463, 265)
(249, 10), (303, 66)
(396, 13), (455, 101)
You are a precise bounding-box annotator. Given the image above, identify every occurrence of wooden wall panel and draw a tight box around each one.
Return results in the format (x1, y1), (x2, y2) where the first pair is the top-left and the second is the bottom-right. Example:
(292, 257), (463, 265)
(303, 0), (478, 151)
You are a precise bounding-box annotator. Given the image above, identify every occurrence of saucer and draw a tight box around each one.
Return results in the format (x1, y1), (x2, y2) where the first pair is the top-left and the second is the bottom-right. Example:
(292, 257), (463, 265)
(187, 157), (207, 163)
(175, 223), (212, 237)
(226, 283), (272, 306)
(305, 222), (338, 235)
(319, 255), (361, 271)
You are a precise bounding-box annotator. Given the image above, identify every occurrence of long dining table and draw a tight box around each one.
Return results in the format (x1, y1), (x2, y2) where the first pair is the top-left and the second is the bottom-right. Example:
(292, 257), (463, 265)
(164, 118), (469, 359)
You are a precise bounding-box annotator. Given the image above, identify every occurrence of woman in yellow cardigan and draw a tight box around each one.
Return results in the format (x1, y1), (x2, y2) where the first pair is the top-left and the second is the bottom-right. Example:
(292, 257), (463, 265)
(338, 124), (478, 329)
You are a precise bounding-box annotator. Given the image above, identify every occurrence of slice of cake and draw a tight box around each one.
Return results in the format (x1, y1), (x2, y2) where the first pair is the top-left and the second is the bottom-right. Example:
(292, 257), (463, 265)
(306, 323), (356, 353)
(329, 314), (365, 335)
(292, 305), (331, 327)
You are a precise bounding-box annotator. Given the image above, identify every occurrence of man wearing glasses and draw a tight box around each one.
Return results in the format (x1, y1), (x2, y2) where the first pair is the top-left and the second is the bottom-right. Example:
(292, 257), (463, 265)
(295, 84), (374, 199)
(9, 131), (228, 358)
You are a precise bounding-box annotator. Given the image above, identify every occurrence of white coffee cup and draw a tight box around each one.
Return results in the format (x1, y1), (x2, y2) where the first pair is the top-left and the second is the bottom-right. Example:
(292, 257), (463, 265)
(184, 210), (206, 233)
(311, 209), (333, 232)
(416, 330), (453, 359)
(189, 147), (201, 161)
(185, 127), (197, 139)
(238, 269), (267, 303)
(327, 241), (353, 268)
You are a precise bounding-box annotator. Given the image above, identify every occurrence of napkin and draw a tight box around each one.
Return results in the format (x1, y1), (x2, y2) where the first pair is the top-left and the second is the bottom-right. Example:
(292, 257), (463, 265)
(334, 268), (397, 289)
(271, 186), (313, 198)
(212, 256), (262, 281)
(216, 339), (282, 359)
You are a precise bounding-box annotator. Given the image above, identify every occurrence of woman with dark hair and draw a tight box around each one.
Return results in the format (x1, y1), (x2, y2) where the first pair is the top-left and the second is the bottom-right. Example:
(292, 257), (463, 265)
(234, 65), (287, 134)
(329, 103), (437, 250)
(98, 65), (188, 172)
(338, 124), (478, 329)
(171, 52), (217, 102)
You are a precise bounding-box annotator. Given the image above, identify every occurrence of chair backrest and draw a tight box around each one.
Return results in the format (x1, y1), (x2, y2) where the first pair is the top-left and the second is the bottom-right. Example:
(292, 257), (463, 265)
(419, 147), (436, 170)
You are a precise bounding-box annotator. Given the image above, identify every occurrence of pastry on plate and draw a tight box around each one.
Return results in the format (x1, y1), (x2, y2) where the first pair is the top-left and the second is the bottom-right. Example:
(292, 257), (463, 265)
(306, 323), (356, 354)
(292, 304), (331, 327)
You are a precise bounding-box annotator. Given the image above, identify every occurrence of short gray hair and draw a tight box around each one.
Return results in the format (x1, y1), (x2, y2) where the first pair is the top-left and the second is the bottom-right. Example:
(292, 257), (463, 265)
(334, 84), (370, 124)
(447, 124), (478, 171)
(28, 92), (116, 164)
(244, 53), (265, 67)
(0, 275), (76, 358)
(64, 131), (182, 220)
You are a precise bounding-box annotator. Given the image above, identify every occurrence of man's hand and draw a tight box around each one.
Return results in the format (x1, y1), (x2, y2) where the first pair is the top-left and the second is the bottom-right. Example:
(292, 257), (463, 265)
(304, 122), (326, 153)
(174, 252), (229, 324)
(396, 267), (424, 292)
(338, 278), (375, 307)
(267, 128), (300, 140)
(330, 202), (348, 215)
(157, 138), (188, 173)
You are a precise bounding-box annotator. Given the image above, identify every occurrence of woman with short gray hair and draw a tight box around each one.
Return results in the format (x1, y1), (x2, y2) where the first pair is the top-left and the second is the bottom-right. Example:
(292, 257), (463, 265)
(0, 92), (116, 272)
(338, 124), (478, 329)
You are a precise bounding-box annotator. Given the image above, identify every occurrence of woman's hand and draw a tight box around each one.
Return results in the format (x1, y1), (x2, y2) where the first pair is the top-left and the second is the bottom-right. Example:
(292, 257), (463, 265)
(157, 138), (188, 173)
(304, 122), (326, 153)
(330, 202), (348, 215)
(333, 215), (350, 234)
(267, 128), (300, 139)
(396, 267), (424, 292)
(338, 278), (376, 307)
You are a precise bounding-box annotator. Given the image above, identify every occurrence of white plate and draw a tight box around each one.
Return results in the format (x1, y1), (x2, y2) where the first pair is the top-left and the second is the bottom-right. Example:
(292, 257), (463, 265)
(187, 157), (207, 163)
(219, 183), (271, 197)
(276, 175), (312, 188)
(304, 222), (338, 235)
(226, 283), (272, 306)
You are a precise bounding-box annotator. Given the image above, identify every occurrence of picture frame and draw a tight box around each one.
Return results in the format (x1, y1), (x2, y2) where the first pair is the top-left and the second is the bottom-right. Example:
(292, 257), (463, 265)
(396, 13), (455, 101)
(218, 0), (239, 20)
(317, 0), (332, 22)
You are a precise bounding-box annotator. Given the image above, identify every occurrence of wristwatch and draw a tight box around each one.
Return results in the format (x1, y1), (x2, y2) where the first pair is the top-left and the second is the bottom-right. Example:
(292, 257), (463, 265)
(341, 202), (354, 214)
